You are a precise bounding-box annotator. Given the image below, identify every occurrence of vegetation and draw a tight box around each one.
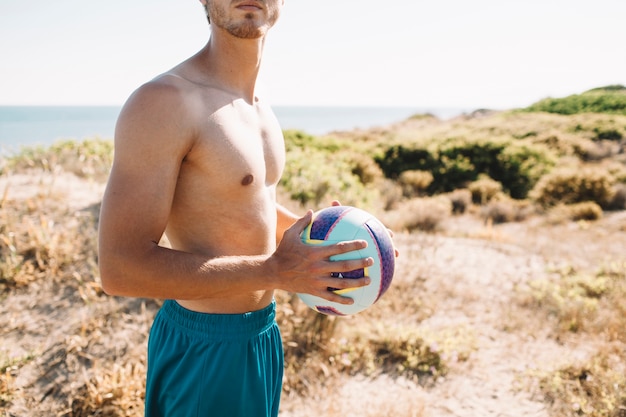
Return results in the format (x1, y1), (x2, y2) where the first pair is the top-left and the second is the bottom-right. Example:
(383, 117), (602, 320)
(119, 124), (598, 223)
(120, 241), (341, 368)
(281, 92), (626, 216)
(520, 263), (626, 416)
(531, 166), (617, 208)
(3, 138), (114, 181)
(1, 86), (625, 416)
(523, 85), (626, 116)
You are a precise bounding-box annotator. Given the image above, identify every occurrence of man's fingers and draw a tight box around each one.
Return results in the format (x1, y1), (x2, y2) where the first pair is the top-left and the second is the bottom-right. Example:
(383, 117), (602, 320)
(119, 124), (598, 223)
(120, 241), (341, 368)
(288, 210), (313, 236)
(327, 256), (374, 273)
(320, 291), (355, 305)
(327, 275), (371, 290)
(316, 276), (371, 305)
(318, 239), (368, 258)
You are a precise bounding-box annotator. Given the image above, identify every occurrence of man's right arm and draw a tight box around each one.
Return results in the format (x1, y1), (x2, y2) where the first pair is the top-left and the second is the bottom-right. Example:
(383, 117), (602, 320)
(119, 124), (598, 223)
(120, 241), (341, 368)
(98, 83), (372, 304)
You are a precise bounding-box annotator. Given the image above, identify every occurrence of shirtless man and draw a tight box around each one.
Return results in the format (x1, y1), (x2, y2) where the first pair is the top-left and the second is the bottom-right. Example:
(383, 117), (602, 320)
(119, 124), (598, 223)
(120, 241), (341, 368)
(97, 1), (375, 415)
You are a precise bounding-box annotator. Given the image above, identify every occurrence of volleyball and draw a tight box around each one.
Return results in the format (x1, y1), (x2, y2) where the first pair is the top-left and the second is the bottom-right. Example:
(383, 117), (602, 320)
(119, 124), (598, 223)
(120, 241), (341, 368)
(298, 206), (395, 316)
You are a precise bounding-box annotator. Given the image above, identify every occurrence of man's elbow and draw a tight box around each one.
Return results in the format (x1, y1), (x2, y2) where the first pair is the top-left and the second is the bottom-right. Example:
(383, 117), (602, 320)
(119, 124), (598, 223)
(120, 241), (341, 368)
(98, 253), (138, 297)
(98, 263), (126, 296)
(97, 239), (157, 297)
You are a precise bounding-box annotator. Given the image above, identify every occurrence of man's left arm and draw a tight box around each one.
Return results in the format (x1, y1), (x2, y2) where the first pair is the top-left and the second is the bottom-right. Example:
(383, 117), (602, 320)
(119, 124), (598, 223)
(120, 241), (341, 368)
(276, 203), (300, 245)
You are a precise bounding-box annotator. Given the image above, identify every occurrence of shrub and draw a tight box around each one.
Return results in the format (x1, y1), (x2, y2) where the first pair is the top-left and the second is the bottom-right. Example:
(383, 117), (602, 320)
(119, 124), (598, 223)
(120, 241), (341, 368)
(374, 145), (438, 180)
(547, 202), (604, 223)
(607, 183), (626, 210)
(575, 139), (619, 162)
(6, 138), (113, 181)
(593, 127), (623, 141)
(568, 201), (604, 221)
(280, 147), (372, 208)
(530, 166), (616, 208)
(382, 197), (452, 233)
(280, 132), (382, 209)
(534, 355), (626, 417)
(398, 170), (433, 198)
(497, 142), (557, 198)
(445, 189), (472, 214)
(348, 152), (384, 185)
(586, 84), (626, 92)
(377, 178), (403, 211)
(468, 175), (502, 204)
(283, 129), (342, 153)
(523, 262), (626, 416)
(0, 197), (100, 292)
(523, 267), (611, 333)
(276, 294), (471, 395)
(523, 86), (626, 116)
(481, 195), (534, 224)
(376, 138), (554, 199)
(436, 138), (554, 199)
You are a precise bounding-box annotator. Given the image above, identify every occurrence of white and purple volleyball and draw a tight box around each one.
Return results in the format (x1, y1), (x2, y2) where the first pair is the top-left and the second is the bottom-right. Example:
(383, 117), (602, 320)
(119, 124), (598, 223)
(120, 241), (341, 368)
(298, 206), (395, 316)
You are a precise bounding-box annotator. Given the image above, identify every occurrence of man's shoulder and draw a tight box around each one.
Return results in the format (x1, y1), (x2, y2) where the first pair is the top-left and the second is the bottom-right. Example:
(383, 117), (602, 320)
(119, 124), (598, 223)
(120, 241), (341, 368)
(129, 73), (195, 108)
(113, 73), (205, 153)
(117, 73), (210, 132)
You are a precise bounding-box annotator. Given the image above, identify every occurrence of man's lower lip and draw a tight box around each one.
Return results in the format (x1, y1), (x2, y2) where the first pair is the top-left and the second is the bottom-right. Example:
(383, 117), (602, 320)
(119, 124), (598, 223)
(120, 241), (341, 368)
(237, 5), (261, 11)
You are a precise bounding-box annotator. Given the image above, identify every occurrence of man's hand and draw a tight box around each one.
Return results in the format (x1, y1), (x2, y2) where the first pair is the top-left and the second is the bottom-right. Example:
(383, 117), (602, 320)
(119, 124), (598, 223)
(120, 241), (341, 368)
(269, 211), (373, 305)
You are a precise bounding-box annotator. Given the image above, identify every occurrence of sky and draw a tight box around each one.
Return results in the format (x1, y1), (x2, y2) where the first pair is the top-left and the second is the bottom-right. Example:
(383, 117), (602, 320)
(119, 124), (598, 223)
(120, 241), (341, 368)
(1, 0), (625, 110)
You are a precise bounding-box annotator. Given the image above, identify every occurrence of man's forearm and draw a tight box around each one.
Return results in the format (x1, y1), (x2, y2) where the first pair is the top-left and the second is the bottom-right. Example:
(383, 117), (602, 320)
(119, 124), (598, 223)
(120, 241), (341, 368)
(99, 243), (275, 300)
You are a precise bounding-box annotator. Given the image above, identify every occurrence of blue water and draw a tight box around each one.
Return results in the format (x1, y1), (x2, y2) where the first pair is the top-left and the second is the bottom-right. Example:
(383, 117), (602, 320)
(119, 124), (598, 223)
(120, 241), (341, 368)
(0, 105), (469, 154)
(0, 106), (121, 154)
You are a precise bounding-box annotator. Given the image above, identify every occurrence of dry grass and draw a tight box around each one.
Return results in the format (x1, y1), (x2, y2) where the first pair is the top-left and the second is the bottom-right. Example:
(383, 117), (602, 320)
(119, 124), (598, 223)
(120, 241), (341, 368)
(533, 355), (626, 417)
(546, 201), (604, 223)
(1, 109), (625, 417)
(517, 261), (626, 416)
(0, 151), (455, 415)
(3, 138), (113, 182)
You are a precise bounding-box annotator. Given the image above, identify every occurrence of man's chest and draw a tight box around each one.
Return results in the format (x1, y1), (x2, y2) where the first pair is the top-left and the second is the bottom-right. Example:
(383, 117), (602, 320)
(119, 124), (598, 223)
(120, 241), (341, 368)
(186, 104), (286, 189)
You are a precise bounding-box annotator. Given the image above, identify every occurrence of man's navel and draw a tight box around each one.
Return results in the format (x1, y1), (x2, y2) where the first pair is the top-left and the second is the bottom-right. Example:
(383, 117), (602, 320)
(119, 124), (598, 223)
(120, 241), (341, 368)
(241, 174), (254, 186)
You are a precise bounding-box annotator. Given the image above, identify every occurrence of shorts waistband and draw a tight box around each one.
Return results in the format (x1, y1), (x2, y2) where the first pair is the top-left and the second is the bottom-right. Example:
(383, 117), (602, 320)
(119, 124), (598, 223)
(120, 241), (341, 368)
(160, 299), (277, 342)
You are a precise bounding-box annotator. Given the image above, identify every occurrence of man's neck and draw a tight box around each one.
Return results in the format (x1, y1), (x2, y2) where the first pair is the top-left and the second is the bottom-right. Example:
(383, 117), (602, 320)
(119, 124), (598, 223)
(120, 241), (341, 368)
(200, 28), (266, 104)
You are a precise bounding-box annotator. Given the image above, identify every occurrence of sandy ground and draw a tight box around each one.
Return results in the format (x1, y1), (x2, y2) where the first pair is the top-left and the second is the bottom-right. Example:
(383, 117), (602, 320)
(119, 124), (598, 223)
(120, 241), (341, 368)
(2, 172), (625, 416)
(282, 211), (626, 417)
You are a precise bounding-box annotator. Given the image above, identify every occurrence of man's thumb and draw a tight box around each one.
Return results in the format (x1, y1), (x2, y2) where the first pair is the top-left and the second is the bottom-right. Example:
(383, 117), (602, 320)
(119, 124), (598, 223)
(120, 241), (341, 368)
(292, 210), (313, 235)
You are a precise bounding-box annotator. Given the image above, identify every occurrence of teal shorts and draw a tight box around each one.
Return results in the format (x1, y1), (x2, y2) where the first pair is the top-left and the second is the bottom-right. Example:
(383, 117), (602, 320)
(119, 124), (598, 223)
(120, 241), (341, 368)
(145, 300), (283, 417)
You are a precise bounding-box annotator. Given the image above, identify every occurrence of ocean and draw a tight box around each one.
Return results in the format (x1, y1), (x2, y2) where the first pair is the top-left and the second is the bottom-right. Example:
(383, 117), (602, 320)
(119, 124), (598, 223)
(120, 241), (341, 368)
(0, 105), (469, 154)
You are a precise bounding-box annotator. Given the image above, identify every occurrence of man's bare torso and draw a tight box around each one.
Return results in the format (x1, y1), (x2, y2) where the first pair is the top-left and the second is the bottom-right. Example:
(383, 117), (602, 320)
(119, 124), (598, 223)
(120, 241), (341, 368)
(156, 72), (286, 313)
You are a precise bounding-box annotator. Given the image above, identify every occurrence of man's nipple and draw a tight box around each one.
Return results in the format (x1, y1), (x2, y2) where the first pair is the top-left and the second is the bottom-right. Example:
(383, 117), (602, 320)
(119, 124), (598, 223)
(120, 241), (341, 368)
(241, 174), (254, 186)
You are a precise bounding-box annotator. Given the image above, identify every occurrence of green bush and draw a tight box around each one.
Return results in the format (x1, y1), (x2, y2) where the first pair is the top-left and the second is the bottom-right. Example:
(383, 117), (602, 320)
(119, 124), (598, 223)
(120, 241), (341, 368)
(281, 132), (379, 209)
(374, 145), (439, 179)
(524, 86), (626, 116)
(283, 129), (342, 153)
(432, 137), (534, 194)
(281, 147), (372, 208)
(376, 138), (554, 199)
(593, 127), (623, 141)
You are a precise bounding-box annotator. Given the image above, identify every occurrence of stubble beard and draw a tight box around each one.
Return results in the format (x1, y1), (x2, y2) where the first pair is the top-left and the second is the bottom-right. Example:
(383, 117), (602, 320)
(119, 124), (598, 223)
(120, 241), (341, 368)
(227, 14), (265, 39)
(210, 4), (279, 39)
